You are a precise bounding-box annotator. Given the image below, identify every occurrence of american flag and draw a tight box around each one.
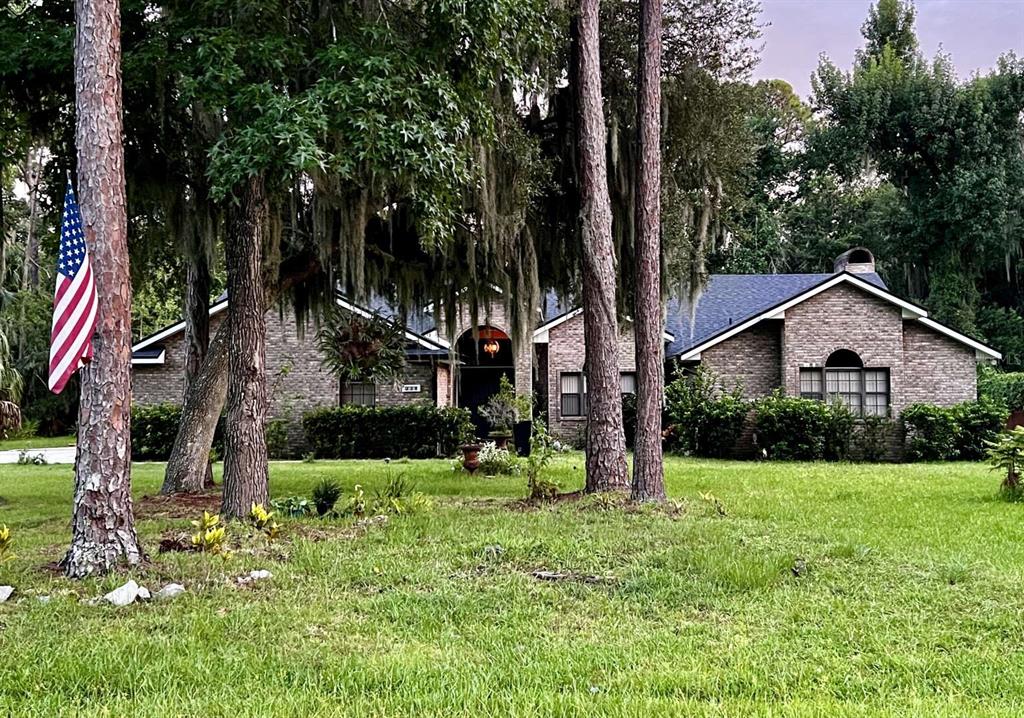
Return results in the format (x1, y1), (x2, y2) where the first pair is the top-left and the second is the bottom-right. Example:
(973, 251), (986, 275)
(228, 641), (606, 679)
(48, 181), (97, 395)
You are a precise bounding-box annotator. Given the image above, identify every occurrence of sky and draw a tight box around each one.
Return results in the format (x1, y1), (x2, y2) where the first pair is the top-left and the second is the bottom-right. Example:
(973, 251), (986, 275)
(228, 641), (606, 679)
(753, 0), (1024, 100)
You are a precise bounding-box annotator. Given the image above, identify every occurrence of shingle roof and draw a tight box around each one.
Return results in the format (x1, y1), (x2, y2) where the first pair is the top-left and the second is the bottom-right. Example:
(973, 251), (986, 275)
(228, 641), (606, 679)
(664, 272), (887, 358)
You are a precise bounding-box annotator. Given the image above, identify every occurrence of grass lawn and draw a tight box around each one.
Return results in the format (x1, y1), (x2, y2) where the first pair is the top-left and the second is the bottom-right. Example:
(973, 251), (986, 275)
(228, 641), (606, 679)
(0, 434), (76, 451)
(1, 455), (1023, 716)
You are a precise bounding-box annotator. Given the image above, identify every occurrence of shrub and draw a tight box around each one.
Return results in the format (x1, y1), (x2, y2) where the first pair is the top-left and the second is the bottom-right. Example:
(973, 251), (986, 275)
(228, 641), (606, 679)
(901, 404), (959, 461)
(477, 442), (520, 475)
(131, 403), (225, 461)
(302, 405), (473, 459)
(312, 479), (343, 516)
(753, 392), (853, 461)
(978, 367), (1024, 412)
(988, 427), (1024, 499)
(665, 367), (749, 458)
(190, 511), (228, 555)
(953, 399), (1009, 460)
(265, 419), (291, 459)
(526, 421), (559, 502)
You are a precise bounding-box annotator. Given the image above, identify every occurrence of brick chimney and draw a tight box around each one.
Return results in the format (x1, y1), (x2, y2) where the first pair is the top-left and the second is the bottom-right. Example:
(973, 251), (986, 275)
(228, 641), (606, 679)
(833, 247), (875, 274)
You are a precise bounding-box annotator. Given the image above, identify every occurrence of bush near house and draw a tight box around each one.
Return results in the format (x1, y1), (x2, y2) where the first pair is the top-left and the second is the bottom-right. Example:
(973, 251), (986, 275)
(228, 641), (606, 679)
(303, 405), (473, 459)
(901, 400), (1008, 461)
(131, 403), (225, 461)
(979, 368), (1024, 413)
(664, 368), (749, 458)
(753, 392), (854, 461)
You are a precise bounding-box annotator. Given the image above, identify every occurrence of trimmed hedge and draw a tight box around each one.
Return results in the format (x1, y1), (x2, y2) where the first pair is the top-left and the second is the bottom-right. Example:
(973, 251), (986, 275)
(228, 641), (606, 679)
(902, 400), (1008, 461)
(303, 405), (473, 459)
(753, 392), (853, 461)
(132, 403), (225, 461)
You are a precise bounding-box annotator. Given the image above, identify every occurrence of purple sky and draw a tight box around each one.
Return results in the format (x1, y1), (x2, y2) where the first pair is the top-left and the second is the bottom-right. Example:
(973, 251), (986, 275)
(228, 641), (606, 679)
(753, 0), (1024, 100)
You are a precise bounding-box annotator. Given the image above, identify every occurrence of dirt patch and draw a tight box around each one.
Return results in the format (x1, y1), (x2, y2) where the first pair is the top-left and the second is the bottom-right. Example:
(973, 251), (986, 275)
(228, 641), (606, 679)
(136, 490), (221, 520)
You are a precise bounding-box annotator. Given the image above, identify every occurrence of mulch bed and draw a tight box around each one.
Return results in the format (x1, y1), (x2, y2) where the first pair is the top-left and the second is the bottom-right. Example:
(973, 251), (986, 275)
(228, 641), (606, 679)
(135, 490), (222, 520)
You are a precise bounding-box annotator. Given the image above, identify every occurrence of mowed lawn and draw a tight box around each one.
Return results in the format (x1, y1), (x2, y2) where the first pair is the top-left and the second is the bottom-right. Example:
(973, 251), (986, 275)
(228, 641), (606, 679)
(1, 456), (1023, 717)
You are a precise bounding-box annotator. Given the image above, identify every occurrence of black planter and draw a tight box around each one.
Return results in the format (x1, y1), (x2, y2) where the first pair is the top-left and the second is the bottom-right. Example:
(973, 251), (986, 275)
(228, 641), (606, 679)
(513, 421), (532, 457)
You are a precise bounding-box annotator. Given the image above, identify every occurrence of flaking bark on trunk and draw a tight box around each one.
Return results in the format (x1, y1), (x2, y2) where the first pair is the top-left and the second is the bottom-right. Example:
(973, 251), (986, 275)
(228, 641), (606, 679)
(221, 173), (270, 518)
(63, 0), (143, 578)
(576, 0), (629, 493)
(631, 0), (666, 502)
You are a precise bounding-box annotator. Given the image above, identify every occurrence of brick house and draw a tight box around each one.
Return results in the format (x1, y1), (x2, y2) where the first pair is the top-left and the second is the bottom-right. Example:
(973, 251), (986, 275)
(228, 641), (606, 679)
(132, 248), (999, 450)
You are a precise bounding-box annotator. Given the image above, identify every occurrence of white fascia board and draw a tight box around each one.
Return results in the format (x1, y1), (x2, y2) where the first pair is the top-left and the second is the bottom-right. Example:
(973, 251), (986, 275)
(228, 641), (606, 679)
(130, 350), (166, 366)
(676, 273), (927, 361)
(915, 316), (1002, 360)
(131, 299), (229, 353)
(334, 296), (449, 352)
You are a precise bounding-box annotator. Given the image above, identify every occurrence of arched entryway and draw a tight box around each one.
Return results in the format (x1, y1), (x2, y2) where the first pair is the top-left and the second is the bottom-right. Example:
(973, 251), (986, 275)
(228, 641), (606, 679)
(456, 326), (514, 438)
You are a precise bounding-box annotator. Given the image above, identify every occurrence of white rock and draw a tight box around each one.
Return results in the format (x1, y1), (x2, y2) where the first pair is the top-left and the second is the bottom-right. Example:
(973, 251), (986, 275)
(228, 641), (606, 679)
(36, 595), (51, 604)
(103, 580), (140, 607)
(249, 569), (272, 580)
(154, 583), (186, 601)
(0, 586), (13, 603)
(136, 586), (152, 601)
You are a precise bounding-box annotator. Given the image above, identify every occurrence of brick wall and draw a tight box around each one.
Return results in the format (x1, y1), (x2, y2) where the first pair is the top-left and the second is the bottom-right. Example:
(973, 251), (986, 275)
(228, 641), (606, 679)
(700, 321), (782, 399)
(901, 321), (977, 406)
(133, 305), (446, 450)
(545, 312), (637, 441)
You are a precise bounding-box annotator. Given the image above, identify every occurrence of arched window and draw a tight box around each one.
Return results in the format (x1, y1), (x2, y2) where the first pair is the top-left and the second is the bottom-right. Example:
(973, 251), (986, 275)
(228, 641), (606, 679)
(799, 349), (890, 417)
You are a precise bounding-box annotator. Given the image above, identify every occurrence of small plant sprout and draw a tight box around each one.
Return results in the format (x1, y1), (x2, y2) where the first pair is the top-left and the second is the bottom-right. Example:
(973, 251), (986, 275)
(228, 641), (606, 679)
(191, 511), (228, 554)
(0, 525), (14, 564)
(987, 426), (1024, 500)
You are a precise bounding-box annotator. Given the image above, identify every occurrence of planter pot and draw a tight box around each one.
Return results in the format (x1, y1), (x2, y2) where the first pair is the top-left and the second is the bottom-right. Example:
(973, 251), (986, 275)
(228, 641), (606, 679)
(488, 431), (513, 450)
(513, 421), (532, 457)
(461, 444), (483, 473)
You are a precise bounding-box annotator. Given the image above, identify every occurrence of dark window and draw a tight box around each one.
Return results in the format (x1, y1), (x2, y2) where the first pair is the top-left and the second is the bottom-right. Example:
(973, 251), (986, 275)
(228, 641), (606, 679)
(800, 351), (890, 418)
(620, 372), (637, 395)
(799, 368), (823, 400)
(341, 381), (376, 407)
(560, 372), (586, 417)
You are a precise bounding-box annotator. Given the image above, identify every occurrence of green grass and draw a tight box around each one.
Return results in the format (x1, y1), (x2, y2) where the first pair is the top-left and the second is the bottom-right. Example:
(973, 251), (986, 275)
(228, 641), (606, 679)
(0, 433), (76, 451)
(1, 455), (1022, 716)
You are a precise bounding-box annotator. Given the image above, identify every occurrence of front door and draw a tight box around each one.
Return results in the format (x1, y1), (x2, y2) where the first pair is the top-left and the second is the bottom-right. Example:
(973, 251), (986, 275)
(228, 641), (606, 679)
(455, 326), (514, 439)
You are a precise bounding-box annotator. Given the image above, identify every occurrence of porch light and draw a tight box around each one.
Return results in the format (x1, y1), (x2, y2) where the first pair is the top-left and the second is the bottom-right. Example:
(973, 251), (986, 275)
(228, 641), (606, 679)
(482, 339), (500, 358)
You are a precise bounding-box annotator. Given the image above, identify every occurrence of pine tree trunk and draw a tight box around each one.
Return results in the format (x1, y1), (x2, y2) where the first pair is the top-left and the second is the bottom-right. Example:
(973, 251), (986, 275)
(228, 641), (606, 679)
(160, 322), (227, 495)
(577, 0), (628, 493)
(183, 249), (214, 488)
(631, 0), (666, 502)
(63, 0), (143, 578)
(221, 173), (269, 518)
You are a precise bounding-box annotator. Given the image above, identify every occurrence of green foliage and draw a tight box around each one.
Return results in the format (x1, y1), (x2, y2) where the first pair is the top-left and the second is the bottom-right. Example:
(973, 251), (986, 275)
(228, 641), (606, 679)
(525, 421), (558, 502)
(952, 400), (1009, 461)
(248, 503), (280, 542)
(265, 419), (290, 460)
(270, 496), (312, 518)
(902, 400), (1008, 461)
(979, 367), (1024, 412)
(314, 305), (406, 385)
(977, 306), (1024, 371)
(753, 392), (853, 461)
(311, 480), (343, 517)
(987, 427), (1024, 498)
(131, 403), (224, 461)
(478, 375), (530, 433)
(665, 367), (750, 458)
(302, 405), (473, 459)
(373, 468), (433, 516)
(901, 404), (960, 461)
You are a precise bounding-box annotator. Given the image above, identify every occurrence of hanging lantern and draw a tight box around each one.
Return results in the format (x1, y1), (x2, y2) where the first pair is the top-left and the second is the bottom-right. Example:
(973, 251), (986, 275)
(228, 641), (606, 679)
(482, 339), (500, 358)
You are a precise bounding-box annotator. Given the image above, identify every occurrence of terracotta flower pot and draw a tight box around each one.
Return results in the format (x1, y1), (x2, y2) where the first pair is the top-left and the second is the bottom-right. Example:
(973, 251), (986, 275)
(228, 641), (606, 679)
(461, 444), (483, 473)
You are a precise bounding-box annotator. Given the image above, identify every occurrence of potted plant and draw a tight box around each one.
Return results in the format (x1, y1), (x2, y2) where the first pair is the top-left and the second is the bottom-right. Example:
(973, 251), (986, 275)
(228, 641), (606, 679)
(479, 376), (530, 450)
(460, 442), (483, 473)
